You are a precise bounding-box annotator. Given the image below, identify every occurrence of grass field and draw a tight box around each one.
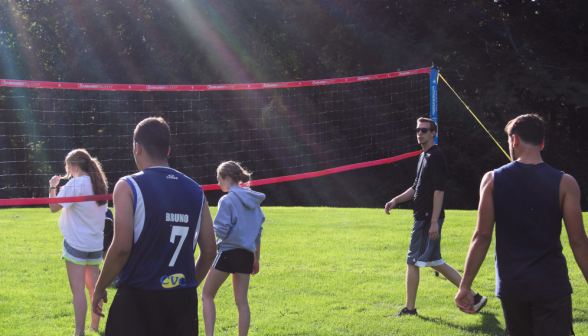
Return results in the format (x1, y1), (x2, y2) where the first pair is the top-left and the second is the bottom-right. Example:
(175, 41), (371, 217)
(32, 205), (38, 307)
(0, 207), (587, 335)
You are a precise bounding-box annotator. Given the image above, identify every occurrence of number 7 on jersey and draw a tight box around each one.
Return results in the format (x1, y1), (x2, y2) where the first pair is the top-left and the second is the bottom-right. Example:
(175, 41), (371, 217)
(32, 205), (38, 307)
(169, 226), (189, 267)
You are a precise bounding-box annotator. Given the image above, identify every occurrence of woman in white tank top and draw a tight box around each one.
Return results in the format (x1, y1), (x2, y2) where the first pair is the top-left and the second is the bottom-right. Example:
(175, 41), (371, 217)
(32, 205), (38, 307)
(48, 149), (108, 336)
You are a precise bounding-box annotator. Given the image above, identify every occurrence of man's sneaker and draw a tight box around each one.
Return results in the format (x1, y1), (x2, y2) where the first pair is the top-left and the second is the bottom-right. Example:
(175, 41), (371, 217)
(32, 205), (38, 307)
(473, 293), (488, 313)
(394, 307), (417, 316)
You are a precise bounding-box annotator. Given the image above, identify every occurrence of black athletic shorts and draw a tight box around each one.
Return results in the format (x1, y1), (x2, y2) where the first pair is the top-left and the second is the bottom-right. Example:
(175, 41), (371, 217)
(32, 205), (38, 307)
(105, 286), (198, 336)
(103, 217), (113, 253)
(212, 248), (254, 274)
(500, 294), (574, 336)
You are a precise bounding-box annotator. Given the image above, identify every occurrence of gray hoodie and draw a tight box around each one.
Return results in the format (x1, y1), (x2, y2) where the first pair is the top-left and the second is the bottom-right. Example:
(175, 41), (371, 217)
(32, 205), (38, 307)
(214, 186), (265, 253)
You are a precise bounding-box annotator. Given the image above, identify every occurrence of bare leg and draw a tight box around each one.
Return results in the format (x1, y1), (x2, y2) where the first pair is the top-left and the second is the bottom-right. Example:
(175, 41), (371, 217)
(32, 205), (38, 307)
(406, 264), (419, 310)
(85, 265), (102, 331)
(65, 261), (87, 335)
(232, 273), (251, 336)
(431, 263), (476, 296)
(201, 268), (230, 336)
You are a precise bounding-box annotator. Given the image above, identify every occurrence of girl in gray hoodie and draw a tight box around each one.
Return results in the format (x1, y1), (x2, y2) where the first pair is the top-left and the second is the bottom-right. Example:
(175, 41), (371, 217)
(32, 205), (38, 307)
(201, 161), (265, 336)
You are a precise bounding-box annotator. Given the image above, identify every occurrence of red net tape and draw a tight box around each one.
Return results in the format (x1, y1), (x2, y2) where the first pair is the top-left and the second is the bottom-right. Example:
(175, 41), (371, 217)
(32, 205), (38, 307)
(0, 68), (430, 91)
(0, 194), (113, 206)
(0, 150), (421, 206)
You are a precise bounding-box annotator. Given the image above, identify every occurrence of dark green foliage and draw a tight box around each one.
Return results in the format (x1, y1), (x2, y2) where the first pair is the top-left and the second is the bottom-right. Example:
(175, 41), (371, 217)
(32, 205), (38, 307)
(0, 0), (586, 209)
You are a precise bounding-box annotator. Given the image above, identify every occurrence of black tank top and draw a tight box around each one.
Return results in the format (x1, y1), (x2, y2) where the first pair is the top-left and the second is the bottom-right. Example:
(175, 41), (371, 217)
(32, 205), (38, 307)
(493, 161), (572, 300)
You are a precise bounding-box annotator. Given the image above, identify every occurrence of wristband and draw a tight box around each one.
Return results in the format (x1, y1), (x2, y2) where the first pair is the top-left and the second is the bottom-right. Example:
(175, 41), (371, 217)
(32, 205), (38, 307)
(50, 187), (56, 190)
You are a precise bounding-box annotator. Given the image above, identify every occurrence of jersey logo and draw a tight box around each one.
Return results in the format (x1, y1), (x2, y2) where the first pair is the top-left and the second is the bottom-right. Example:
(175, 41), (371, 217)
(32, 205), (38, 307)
(160, 273), (187, 288)
(166, 213), (189, 223)
(166, 174), (178, 180)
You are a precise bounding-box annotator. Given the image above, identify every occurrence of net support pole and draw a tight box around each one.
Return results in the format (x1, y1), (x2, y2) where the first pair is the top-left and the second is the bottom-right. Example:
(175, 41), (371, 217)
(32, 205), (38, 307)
(430, 68), (439, 144)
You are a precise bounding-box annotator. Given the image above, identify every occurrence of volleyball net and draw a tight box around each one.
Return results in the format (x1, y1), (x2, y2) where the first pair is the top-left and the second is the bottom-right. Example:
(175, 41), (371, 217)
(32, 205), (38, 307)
(0, 67), (437, 206)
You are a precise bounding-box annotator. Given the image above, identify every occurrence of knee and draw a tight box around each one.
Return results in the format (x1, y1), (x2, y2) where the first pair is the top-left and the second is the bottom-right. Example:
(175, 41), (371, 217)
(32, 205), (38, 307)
(234, 296), (249, 309)
(431, 263), (449, 273)
(407, 264), (419, 271)
(71, 288), (86, 299)
(201, 291), (215, 303)
(70, 283), (86, 295)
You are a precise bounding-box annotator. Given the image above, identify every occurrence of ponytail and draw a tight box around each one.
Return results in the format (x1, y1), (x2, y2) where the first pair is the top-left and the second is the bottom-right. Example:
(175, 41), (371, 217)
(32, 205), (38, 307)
(65, 149), (108, 206)
(217, 161), (252, 186)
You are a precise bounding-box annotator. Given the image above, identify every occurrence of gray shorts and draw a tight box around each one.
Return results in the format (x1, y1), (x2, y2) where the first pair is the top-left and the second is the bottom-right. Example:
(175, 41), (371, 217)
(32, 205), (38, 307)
(62, 239), (102, 266)
(406, 219), (444, 267)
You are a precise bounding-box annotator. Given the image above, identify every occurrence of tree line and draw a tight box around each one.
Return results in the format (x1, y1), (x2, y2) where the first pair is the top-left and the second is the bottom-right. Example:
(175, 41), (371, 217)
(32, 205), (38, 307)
(0, 0), (586, 210)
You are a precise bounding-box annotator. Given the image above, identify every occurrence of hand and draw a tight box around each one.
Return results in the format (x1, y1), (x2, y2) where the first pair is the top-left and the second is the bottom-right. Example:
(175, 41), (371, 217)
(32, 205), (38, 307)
(49, 175), (61, 188)
(251, 260), (260, 275)
(429, 220), (440, 240)
(91, 288), (108, 317)
(385, 199), (397, 214)
(455, 287), (475, 314)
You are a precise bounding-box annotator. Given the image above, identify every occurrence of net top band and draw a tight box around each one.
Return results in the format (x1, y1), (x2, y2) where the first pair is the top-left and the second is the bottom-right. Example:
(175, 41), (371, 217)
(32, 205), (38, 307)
(0, 68), (431, 92)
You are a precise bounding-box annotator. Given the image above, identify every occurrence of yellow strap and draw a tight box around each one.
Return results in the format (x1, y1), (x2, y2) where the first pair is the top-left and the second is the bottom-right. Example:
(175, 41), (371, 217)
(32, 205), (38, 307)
(438, 73), (511, 162)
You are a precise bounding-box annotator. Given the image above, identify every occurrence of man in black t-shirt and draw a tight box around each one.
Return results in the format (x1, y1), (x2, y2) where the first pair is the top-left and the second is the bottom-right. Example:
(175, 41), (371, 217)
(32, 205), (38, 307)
(385, 117), (487, 316)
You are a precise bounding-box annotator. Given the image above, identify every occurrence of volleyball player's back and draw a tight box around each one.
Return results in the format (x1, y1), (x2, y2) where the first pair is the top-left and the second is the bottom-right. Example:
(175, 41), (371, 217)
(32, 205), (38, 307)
(117, 166), (205, 290)
(105, 166), (204, 336)
(98, 117), (215, 336)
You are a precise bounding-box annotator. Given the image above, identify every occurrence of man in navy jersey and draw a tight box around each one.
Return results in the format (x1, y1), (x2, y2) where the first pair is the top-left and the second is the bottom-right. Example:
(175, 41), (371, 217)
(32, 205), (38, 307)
(385, 117), (487, 316)
(91, 117), (217, 336)
(455, 114), (588, 335)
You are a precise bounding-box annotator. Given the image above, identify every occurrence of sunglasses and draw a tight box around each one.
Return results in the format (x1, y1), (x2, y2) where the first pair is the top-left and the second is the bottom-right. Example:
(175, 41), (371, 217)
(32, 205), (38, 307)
(415, 127), (431, 134)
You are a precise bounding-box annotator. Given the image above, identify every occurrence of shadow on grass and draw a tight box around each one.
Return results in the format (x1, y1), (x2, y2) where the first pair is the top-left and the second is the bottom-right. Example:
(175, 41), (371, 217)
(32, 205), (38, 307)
(417, 312), (508, 336)
(573, 306), (588, 324)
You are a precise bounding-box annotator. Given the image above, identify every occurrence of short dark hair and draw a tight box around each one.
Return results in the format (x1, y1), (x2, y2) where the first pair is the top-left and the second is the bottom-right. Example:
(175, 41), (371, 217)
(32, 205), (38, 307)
(133, 117), (171, 160)
(504, 114), (544, 146)
(417, 117), (437, 134)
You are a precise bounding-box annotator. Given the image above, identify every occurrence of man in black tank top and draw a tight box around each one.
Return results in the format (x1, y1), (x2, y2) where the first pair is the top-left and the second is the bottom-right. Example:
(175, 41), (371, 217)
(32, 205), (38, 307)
(456, 114), (588, 336)
(385, 118), (487, 316)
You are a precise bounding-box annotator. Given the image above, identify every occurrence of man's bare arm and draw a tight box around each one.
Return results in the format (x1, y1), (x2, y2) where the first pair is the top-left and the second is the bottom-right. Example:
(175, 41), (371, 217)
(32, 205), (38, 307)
(455, 171), (495, 313)
(429, 190), (445, 240)
(561, 174), (588, 283)
(91, 180), (135, 316)
(194, 201), (217, 285)
(385, 187), (415, 214)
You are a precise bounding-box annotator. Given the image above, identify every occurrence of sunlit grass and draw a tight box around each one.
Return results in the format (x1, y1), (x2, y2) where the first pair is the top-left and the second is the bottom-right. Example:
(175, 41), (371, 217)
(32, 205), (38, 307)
(0, 208), (586, 335)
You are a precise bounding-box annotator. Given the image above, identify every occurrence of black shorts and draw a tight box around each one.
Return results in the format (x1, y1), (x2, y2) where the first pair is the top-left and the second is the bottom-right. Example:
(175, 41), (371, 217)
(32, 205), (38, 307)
(105, 286), (198, 336)
(103, 217), (114, 252)
(500, 294), (574, 336)
(212, 248), (254, 274)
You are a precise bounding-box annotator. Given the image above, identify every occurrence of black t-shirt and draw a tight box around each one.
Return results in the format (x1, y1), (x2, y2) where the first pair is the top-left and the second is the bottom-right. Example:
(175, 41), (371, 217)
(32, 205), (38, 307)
(412, 145), (446, 220)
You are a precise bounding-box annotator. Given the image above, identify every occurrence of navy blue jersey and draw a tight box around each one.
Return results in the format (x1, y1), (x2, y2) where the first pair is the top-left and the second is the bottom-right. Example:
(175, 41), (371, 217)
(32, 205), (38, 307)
(116, 166), (205, 291)
(494, 161), (572, 301)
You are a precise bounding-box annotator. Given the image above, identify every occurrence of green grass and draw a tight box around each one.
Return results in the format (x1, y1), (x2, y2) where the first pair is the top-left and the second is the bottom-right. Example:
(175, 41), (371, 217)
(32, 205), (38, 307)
(1, 208), (587, 335)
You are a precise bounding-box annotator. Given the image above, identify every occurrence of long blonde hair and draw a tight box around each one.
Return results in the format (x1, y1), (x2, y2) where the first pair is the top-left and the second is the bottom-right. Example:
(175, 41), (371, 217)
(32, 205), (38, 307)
(64, 149), (108, 206)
